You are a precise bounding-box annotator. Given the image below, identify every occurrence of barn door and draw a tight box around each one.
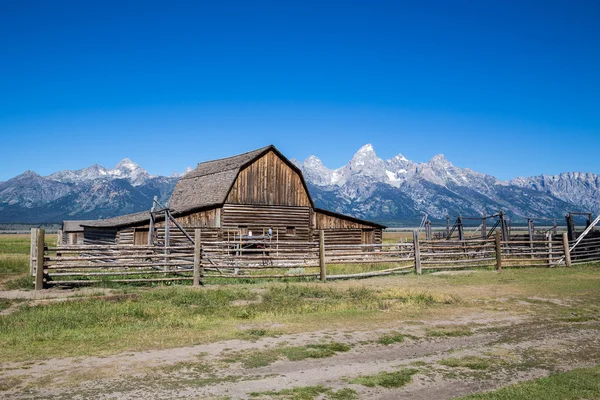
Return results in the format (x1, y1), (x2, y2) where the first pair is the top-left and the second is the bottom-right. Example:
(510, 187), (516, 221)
(134, 229), (149, 246)
(361, 229), (374, 251)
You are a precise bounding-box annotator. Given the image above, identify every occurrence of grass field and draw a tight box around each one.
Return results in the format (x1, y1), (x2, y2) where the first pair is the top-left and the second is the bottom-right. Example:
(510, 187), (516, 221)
(1, 233), (599, 399)
(0, 234), (54, 290)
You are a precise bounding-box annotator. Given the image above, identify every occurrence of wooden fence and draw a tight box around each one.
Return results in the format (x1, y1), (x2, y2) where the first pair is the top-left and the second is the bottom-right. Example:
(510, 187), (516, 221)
(31, 229), (595, 290)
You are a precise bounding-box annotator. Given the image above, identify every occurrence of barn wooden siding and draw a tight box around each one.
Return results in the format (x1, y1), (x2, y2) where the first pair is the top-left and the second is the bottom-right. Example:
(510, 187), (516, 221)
(311, 229), (382, 246)
(226, 151), (311, 207)
(64, 232), (84, 245)
(176, 208), (222, 228)
(313, 210), (383, 245)
(107, 206), (382, 247)
(222, 204), (311, 244)
(83, 228), (118, 245)
(314, 211), (380, 230)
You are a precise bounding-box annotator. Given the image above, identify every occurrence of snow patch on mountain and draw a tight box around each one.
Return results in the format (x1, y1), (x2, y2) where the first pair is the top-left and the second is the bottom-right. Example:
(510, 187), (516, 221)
(49, 158), (153, 186)
(299, 144), (599, 222)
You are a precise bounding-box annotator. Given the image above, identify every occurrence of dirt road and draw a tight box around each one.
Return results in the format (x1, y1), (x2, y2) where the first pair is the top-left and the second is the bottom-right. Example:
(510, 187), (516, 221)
(2, 307), (599, 399)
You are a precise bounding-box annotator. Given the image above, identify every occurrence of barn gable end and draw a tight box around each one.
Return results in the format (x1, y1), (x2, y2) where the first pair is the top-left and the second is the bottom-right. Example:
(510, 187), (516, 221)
(226, 150), (311, 207)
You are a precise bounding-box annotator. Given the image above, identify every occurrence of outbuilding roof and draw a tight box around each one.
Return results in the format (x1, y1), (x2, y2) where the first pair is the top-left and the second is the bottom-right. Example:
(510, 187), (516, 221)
(80, 211), (152, 228)
(62, 220), (94, 232)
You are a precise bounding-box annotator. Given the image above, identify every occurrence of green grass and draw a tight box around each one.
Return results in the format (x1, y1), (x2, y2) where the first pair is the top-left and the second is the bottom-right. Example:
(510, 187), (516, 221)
(0, 284), (384, 361)
(250, 385), (358, 400)
(0, 298), (11, 312)
(224, 342), (352, 368)
(458, 365), (600, 400)
(326, 262), (412, 276)
(377, 331), (407, 345)
(0, 234), (56, 289)
(1, 232), (599, 365)
(350, 368), (419, 388)
(0, 235), (31, 254)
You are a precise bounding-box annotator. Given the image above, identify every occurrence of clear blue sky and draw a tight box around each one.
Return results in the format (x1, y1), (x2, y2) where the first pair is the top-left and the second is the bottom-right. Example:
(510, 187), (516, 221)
(1, 0), (598, 181)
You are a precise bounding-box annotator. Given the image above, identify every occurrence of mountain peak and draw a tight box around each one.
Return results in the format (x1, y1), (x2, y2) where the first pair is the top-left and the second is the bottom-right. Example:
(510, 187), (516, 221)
(115, 158), (140, 171)
(21, 170), (41, 178)
(303, 155), (325, 168)
(429, 154), (451, 166)
(355, 143), (376, 155)
(171, 166), (193, 178)
(391, 153), (409, 162)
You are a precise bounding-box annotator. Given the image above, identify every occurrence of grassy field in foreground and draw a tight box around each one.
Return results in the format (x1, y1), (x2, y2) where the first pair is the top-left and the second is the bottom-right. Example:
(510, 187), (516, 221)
(0, 234), (56, 290)
(1, 233), (600, 364)
(458, 365), (600, 400)
(0, 264), (599, 362)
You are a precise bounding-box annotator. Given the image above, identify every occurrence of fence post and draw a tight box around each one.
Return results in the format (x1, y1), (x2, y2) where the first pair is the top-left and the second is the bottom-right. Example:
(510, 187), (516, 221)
(319, 230), (327, 281)
(546, 232), (553, 267)
(30, 228), (38, 276)
(562, 232), (572, 267)
(413, 230), (421, 275)
(193, 229), (202, 287)
(528, 219), (534, 259)
(495, 230), (502, 271)
(35, 229), (45, 290)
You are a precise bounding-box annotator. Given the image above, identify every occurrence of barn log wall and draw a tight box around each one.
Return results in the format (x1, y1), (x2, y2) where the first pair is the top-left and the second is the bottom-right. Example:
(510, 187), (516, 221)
(317, 229), (363, 245)
(154, 227), (221, 245)
(117, 228), (135, 245)
(314, 211), (383, 245)
(315, 211), (379, 230)
(65, 232), (84, 245)
(222, 204), (311, 245)
(175, 208), (221, 228)
(83, 228), (118, 245)
(226, 151), (311, 207)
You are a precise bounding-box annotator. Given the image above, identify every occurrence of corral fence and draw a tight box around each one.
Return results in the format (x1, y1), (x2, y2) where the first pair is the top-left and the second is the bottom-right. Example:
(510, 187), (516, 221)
(30, 228), (598, 290)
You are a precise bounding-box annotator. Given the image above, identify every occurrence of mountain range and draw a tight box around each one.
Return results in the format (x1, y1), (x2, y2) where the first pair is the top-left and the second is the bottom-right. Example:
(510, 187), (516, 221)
(1, 145), (598, 226)
(0, 160), (181, 223)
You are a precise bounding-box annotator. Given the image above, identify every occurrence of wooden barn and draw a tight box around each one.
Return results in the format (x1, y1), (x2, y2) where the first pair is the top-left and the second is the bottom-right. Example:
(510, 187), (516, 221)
(77, 145), (385, 246)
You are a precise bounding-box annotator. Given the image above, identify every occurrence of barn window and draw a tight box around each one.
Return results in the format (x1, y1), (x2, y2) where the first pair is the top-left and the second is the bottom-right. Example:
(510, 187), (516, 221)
(238, 225), (248, 236)
(286, 226), (296, 235)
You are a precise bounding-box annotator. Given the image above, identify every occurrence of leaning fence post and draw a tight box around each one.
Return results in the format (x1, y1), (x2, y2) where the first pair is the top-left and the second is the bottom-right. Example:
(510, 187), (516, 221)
(562, 232), (572, 267)
(193, 229), (202, 287)
(546, 232), (553, 267)
(413, 230), (421, 275)
(35, 228), (45, 290)
(30, 228), (38, 276)
(495, 230), (502, 271)
(319, 230), (327, 281)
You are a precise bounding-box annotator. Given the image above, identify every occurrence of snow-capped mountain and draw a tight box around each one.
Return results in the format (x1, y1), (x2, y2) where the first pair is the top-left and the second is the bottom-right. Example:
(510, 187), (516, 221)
(300, 144), (599, 224)
(1, 148), (598, 225)
(0, 159), (179, 223)
(48, 158), (153, 186)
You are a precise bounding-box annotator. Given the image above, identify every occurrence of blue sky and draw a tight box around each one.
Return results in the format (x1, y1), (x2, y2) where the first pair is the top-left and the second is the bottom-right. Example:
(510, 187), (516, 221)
(1, 0), (598, 181)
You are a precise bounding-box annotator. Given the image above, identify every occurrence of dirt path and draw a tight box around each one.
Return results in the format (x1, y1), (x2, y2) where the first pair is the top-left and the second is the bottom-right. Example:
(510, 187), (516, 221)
(2, 309), (599, 399)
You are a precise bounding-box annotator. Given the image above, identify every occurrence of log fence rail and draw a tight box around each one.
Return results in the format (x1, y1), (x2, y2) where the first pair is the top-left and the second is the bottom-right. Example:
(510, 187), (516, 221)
(31, 227), (598, 290)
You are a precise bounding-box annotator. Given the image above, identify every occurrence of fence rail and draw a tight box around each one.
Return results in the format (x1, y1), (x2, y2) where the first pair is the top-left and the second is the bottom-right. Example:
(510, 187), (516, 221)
(30, 228), (599, 290)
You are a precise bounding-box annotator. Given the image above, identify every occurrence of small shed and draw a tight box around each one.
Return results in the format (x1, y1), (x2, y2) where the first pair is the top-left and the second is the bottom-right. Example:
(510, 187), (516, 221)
(61, 220), (91, 245)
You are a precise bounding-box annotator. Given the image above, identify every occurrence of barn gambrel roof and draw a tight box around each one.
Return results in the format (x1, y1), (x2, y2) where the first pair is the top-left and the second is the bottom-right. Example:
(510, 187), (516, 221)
(169, 144), (314, 213)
